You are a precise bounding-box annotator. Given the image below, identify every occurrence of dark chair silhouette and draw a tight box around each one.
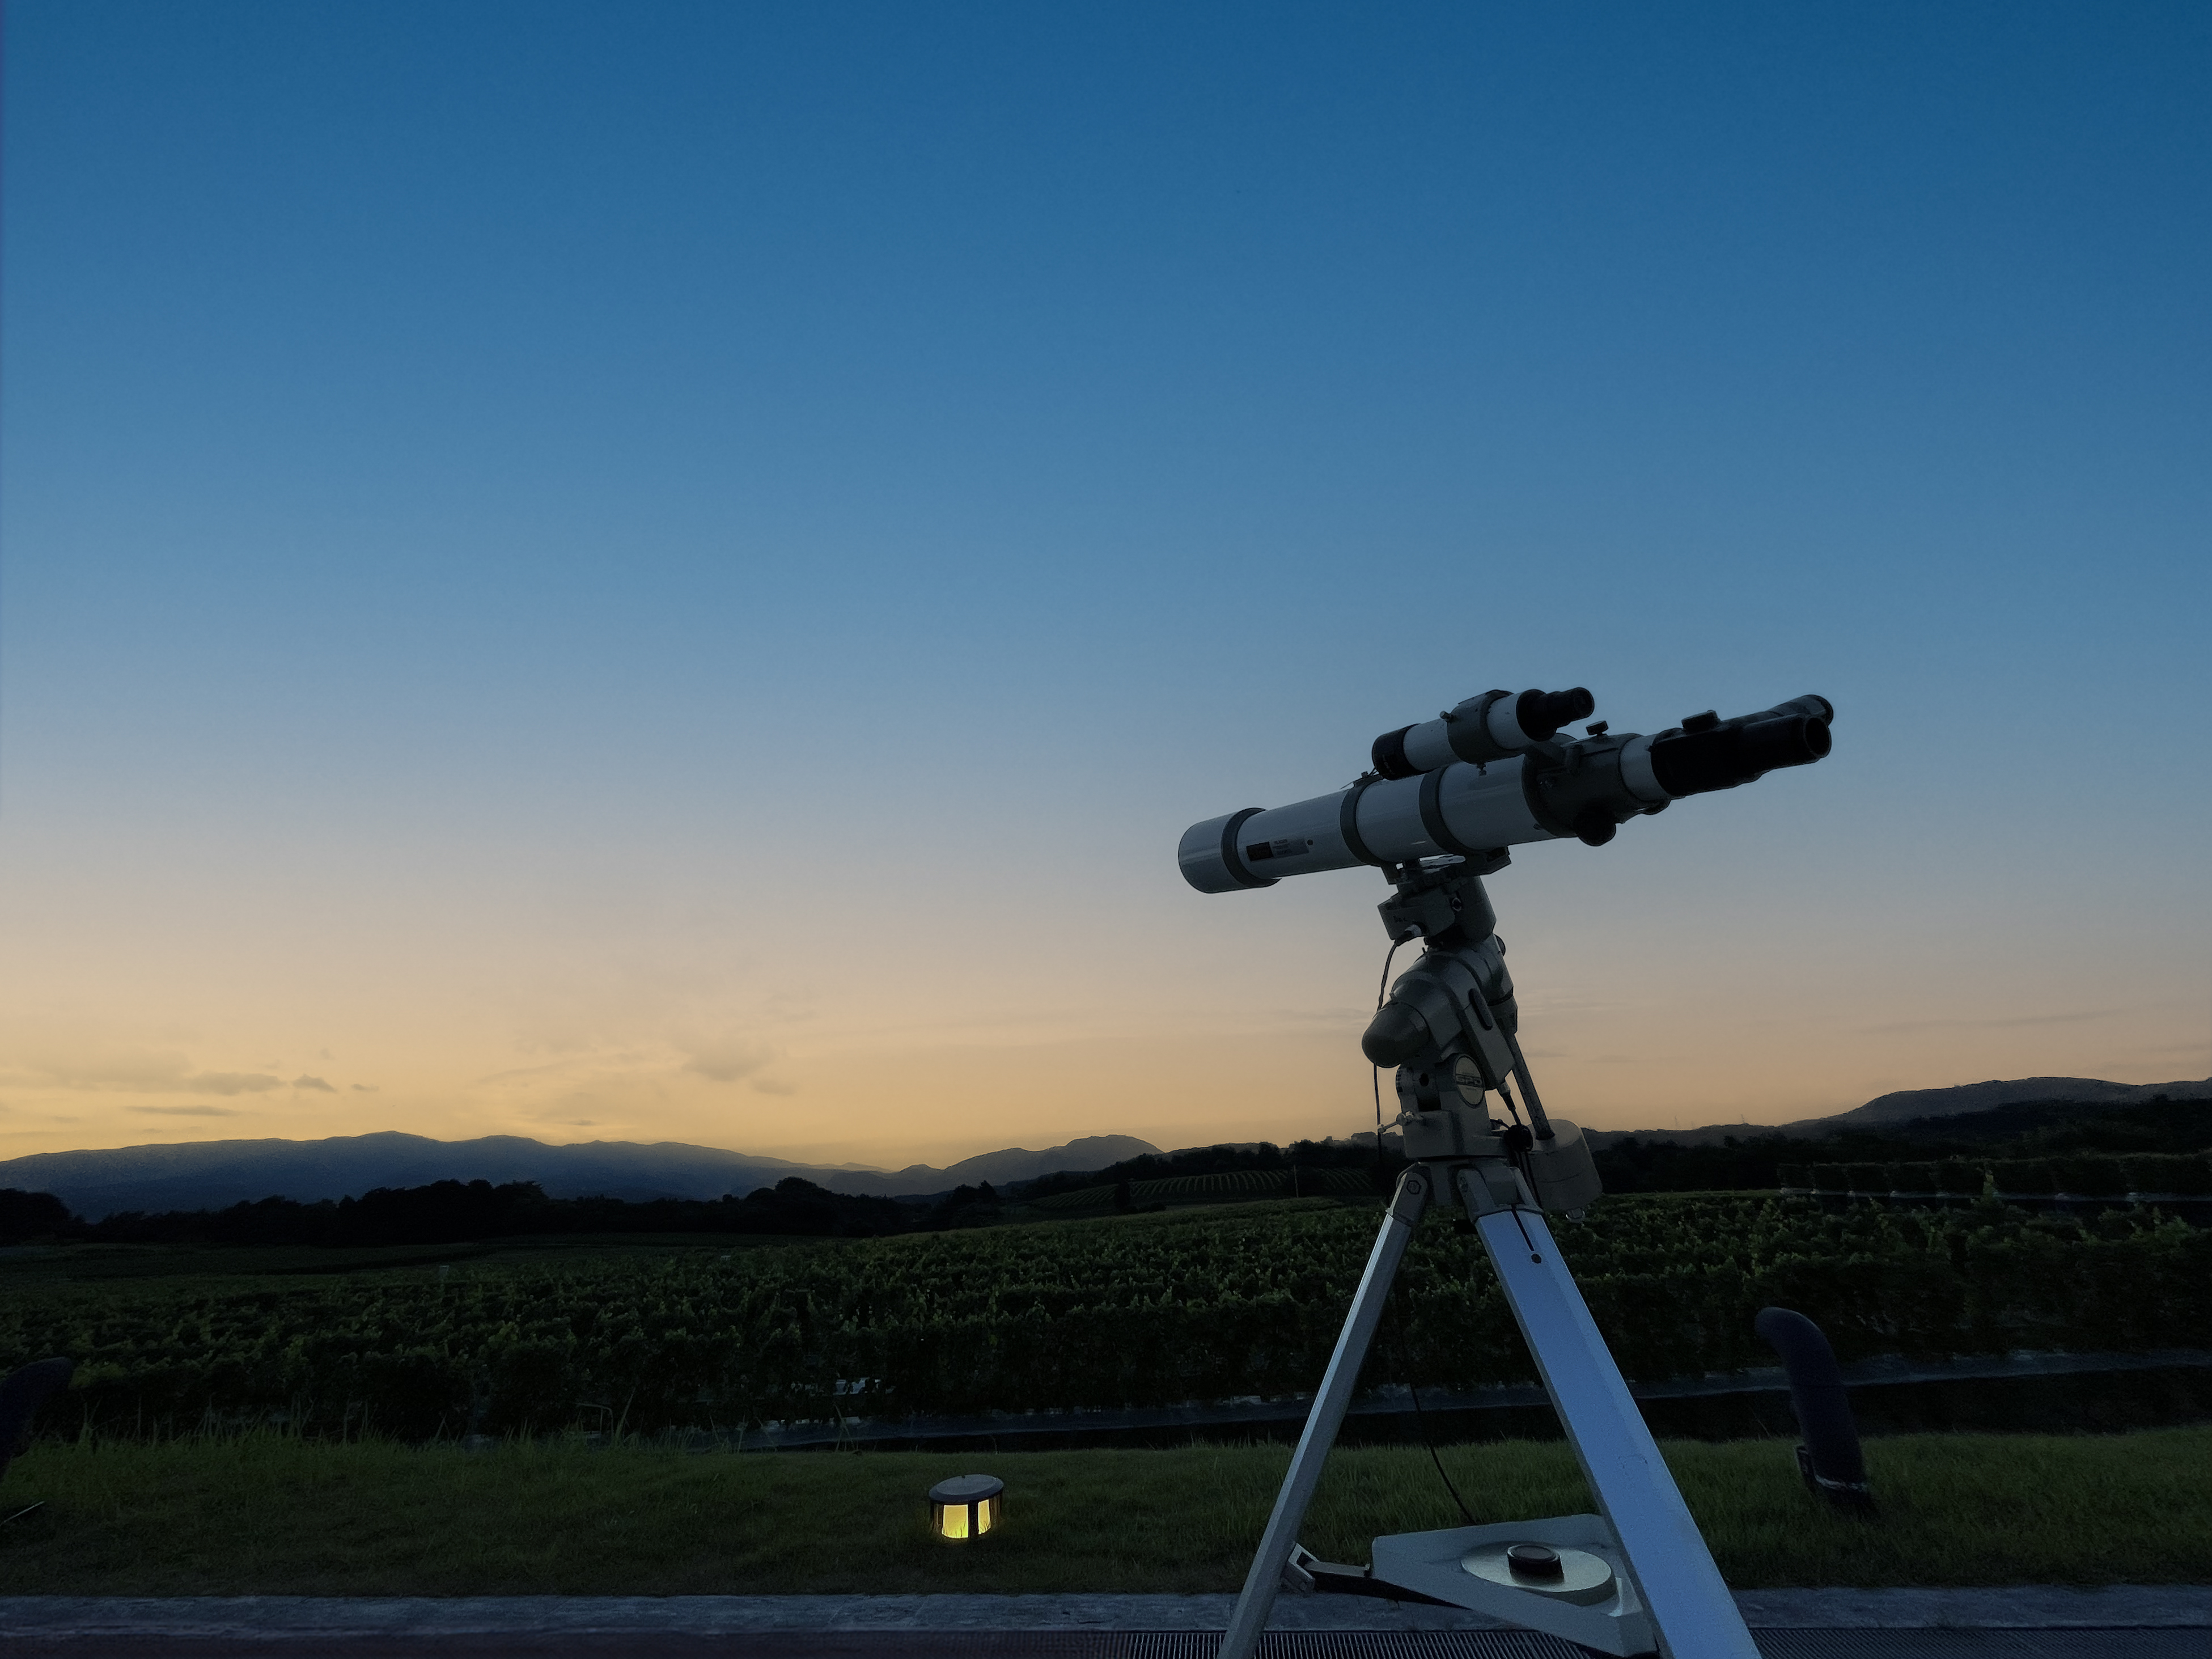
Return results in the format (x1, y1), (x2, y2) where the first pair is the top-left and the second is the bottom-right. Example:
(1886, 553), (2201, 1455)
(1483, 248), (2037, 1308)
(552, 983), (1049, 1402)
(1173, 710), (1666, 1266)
(1755, 1307), (1873, 1512)
(0, 1357), (75, 1520)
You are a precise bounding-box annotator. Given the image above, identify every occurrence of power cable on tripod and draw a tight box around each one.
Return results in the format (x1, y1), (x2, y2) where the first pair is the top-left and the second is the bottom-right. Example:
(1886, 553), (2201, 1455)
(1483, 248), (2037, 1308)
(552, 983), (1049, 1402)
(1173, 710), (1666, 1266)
(1495, 1074), (1528, 1131)
(1370, 936), (1406, 1171)
(1387, 1276), (1476, 1527)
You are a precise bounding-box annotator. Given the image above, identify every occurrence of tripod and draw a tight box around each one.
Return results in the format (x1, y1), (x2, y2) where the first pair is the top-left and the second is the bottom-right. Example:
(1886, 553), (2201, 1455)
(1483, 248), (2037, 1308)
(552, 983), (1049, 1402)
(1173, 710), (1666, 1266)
(1217, 860), (1759, 1659)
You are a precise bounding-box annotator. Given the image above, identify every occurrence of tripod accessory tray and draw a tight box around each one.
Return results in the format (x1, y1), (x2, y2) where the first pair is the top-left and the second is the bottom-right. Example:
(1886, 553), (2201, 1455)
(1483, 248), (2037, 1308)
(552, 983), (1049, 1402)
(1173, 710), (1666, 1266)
(1370, 1512), (1656, 1658)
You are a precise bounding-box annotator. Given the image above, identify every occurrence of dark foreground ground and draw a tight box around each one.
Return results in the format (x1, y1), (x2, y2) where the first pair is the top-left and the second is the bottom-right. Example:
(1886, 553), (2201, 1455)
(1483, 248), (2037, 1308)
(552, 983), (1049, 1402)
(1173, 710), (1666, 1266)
(5, 1635), (2206, 1659)
(3, 1589), (2209, 1659)
(6, 1433), (2207, 1595)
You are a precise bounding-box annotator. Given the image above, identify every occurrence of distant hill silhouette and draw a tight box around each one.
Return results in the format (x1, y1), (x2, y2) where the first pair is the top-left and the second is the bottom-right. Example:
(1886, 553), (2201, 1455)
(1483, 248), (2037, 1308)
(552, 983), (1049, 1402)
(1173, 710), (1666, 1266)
(1822, 1076), (2211, 1127)
(0, 1131), (1160, 1220)
(12, 1076), (2208, 1219)
(838, 1136), (1162, 1195)
(1586, 1076), (2212, 1149)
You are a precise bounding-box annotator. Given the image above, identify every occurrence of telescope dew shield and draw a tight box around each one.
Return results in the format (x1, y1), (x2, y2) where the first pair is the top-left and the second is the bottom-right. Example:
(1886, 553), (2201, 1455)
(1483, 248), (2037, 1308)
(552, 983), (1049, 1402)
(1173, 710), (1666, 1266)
(1177, 809), (1279, 894)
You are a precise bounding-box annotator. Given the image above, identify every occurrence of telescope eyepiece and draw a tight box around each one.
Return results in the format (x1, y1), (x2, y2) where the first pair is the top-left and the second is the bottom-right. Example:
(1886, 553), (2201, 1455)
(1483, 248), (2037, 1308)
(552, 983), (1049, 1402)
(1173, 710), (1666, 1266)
(1519, 687), (1595, 742)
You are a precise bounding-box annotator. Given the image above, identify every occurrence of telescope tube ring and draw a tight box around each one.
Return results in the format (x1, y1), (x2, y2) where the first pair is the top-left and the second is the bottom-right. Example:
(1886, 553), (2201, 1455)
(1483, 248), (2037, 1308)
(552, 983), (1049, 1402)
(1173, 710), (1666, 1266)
(1215, 807), (1277, 890)
(1340, 777), (1386, 867)
(1420, 767), (1490, 861)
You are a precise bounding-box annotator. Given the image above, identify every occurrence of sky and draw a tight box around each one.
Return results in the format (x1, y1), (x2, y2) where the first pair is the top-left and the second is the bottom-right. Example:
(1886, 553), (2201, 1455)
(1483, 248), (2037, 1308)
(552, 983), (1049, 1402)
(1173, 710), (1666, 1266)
(2, 1), (2207, 1170)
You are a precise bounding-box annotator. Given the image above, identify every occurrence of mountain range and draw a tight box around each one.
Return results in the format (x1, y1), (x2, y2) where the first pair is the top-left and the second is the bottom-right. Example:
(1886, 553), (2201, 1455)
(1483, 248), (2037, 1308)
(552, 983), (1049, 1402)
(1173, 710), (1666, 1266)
(5, 1075), (2205, 1218)
(0, 1132), (1161, 1220)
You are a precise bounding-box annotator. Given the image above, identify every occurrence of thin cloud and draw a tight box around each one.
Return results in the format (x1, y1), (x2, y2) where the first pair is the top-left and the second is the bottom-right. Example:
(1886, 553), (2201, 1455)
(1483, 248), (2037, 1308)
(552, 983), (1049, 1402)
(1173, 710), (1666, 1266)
(1858, 1010), (2120, 1035)
(291, 1075), (337, 1093)
(350, 1084), (379, 1092)
(130, 1105), (241, 1118)
(190, 1072), (285, 1094)
(471, 1055), (634, 1087)
(683, 1038), (776, 1084)
(3, 1051), (286, 1095)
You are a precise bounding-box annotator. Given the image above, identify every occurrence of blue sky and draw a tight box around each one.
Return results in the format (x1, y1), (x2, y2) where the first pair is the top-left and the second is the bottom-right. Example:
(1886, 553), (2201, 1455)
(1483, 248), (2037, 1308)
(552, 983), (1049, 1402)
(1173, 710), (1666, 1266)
(4, 2), (2207, 1163)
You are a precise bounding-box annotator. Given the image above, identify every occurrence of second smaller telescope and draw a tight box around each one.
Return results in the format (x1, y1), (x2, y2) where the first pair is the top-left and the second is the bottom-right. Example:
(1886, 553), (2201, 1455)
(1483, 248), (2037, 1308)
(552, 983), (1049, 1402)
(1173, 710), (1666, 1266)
(1370, 687), (1596, 777)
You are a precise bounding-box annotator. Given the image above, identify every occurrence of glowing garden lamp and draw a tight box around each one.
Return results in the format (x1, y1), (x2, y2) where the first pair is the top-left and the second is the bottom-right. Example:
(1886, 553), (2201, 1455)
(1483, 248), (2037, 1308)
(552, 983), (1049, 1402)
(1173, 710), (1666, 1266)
(927, 1474), (1004, 1540)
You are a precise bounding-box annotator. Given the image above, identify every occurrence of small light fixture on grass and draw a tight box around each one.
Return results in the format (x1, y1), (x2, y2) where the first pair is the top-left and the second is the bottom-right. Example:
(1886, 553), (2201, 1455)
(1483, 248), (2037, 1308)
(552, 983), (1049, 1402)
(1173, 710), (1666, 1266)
(927, 1474), (1005, 1540)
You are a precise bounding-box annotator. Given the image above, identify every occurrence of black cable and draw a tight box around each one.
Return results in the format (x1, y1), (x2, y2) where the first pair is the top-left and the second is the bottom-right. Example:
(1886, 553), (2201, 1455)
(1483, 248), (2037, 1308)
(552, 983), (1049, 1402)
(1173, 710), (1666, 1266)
(1388, 1281), (1476, 1527)
(1409, 1381), (1476, 1527)
(1369, 933), (1471, 1523)
(1494, 1074), (1527, 1129)
(1370, 937), (1405, 1167)
(1375, 937), (1405, 1012)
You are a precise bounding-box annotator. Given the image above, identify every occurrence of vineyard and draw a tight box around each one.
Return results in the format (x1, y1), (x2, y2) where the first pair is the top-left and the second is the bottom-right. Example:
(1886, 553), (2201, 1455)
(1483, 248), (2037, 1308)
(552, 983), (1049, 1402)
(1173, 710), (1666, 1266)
(1023, 1167), (1375, 1211)
(1783, 1153), (2212, 1200)
(3, 1194), (2205, 1444)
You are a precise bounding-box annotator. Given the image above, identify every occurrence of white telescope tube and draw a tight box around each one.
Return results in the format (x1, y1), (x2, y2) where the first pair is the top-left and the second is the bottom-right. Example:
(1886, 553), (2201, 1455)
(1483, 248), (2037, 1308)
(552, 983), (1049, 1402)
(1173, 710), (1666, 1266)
(1179, 756), (1556, 892)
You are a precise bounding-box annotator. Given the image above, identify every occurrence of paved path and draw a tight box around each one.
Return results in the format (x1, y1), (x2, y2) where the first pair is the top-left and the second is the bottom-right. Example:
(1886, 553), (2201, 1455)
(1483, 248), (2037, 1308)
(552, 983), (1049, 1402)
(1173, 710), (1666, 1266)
(2, 1590), (2206, 1658)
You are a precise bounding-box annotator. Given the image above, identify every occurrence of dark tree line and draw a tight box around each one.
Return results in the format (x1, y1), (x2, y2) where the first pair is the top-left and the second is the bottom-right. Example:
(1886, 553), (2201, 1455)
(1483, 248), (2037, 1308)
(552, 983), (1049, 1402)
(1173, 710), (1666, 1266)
(1592, 1096), (2210, 1194)
(0, 1188), (75, 1243)
(1016, 1137), (1402, 1202)
(0, 1176), (927, 1249)
(1005, 1097), (2211, 1202)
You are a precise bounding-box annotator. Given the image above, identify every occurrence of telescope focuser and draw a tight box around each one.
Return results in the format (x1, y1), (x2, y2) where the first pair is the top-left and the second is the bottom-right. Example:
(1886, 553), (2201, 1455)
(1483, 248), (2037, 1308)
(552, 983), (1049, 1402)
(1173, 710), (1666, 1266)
(1643, 695), (1832, 798)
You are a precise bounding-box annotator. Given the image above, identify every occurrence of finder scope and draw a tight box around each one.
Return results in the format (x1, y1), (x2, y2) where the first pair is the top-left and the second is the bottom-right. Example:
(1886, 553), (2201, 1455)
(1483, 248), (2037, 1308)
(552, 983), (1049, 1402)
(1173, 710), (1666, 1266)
(1179, 691), (1833, 894)
(1370, 687), (1595, 780)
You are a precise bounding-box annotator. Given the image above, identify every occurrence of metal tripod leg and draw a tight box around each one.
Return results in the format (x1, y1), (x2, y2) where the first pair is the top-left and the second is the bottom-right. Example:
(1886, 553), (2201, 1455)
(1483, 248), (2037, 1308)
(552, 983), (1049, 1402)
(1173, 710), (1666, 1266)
(1463, 1171), (1760, 1659)
(1217, 1166), (1433, 1659)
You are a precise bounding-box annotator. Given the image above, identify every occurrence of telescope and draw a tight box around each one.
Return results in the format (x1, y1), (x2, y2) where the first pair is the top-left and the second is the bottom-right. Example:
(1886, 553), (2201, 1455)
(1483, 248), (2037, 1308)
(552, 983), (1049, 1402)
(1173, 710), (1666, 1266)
(1181, 689), (1833, 893)
(1196, 686), (1835, 1659)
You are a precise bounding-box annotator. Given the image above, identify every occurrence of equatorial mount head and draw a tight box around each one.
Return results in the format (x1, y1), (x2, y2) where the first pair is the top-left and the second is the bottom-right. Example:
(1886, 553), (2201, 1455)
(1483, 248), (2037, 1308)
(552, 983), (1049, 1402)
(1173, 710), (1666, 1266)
(1374, 856), (1503, 949)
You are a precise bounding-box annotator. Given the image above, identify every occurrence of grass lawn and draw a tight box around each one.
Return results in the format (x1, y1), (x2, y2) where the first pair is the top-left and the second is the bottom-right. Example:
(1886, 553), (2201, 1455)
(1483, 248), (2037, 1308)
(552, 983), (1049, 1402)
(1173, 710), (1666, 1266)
(1, 1428), (2205, 1596)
